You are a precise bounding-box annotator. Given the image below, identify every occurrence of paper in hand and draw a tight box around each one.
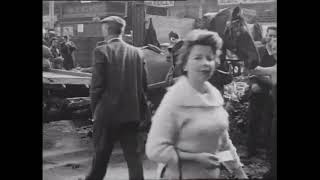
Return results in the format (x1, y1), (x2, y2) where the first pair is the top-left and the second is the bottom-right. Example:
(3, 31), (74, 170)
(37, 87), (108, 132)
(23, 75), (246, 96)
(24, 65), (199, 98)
(216, 150), (234, 162)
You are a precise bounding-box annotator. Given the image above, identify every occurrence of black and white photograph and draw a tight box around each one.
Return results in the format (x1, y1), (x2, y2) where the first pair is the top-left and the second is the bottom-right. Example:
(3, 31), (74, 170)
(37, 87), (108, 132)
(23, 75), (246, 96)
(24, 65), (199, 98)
(43, 1), (277, 179)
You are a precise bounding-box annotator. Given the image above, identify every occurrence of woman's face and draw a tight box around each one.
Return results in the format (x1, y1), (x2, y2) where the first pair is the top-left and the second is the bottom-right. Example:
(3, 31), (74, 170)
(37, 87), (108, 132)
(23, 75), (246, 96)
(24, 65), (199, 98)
(185, 45), (217, 81)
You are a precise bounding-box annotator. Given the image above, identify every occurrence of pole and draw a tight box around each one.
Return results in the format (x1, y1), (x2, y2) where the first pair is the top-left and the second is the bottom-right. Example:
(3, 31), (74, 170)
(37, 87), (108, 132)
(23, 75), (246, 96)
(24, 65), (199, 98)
(125, 2), (128, 17)
(49, 1), (55, 29)
(199, 0), (205, 18)
(132, 2), (145, 46)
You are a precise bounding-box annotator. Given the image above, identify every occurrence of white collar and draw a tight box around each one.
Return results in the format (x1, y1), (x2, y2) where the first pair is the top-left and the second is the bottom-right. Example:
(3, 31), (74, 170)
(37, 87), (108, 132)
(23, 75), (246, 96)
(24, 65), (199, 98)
(167, 76), (224, 107)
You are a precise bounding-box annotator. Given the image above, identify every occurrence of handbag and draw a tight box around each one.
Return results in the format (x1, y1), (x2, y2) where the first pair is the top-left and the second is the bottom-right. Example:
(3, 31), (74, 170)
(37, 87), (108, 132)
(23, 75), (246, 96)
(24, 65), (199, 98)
(158, 149), (182, 180)
(176, 149), (183, 180)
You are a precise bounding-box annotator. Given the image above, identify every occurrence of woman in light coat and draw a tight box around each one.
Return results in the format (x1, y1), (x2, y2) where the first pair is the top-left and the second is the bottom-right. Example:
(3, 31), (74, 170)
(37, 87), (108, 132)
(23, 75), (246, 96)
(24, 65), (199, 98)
(146, 29), (248, 179)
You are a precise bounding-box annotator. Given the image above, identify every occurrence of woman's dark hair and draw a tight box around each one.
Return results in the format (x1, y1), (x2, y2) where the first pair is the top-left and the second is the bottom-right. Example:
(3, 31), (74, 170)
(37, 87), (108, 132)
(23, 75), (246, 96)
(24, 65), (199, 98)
(176, 29), (223, 75)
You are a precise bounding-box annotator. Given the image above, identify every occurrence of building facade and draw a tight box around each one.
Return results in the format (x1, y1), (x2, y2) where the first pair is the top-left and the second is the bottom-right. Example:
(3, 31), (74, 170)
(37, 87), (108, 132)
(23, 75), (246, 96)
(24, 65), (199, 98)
(43, 1), (127, 67)
(43, 1), (277, 67)
(146, 0), (276, 23)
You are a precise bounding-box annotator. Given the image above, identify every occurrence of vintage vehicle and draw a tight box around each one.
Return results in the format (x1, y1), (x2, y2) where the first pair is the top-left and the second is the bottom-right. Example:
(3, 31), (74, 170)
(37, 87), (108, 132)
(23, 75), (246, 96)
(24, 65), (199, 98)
(43, 69), (92, 122)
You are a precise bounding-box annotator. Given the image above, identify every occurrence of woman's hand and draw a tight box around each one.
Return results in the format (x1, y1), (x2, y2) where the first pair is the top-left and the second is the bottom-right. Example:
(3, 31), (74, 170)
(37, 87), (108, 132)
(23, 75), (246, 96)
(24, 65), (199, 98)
(249, 66), (263, 76)
(251, 83), (261, 93)
(195, 152), (220, 169)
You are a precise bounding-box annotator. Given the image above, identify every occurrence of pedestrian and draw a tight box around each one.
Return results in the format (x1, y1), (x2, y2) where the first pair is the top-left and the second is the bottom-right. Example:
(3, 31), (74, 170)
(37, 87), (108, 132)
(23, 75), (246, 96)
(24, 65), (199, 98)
(43, 44), (53, 71)
(61, 35), (77, 70)
(168, 31), (180, 46)
(83, 16), (147, 180)
(43, 29), (49, 47)
(250, 37), (277, 179)
(49, 37), (64, 69)
(146, 29), (248, 179)
(168, 31), (184, 68)
(247, 26), (277, 157)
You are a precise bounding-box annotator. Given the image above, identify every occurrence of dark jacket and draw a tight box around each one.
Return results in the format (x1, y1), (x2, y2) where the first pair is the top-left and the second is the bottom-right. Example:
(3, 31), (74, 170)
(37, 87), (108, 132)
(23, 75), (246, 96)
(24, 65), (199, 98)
(252, 46), (276, 93)
(61, 42), (77, 70)
(90, 38), (148, 126)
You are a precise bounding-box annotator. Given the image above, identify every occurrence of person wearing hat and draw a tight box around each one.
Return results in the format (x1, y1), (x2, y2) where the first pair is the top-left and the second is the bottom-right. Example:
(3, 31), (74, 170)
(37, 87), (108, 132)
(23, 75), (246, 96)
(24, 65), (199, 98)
(168, 31), (180, 46)
(49, 37), (64, 69)
(83, 16), (147, 180)
(43, 43), (53, 71)
(60, 35), (77, 70)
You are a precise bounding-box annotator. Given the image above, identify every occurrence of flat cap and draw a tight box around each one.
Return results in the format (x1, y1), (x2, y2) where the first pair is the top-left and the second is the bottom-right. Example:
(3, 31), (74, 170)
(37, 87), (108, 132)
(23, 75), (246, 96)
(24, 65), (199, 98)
(100, 16), (126, 27)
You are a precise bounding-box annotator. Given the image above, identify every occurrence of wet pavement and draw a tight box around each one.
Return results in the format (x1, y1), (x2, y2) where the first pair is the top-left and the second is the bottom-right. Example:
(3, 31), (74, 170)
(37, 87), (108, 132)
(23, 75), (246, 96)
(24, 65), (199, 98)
(43, 120), (159, 180)
(43, 120), (269, 180)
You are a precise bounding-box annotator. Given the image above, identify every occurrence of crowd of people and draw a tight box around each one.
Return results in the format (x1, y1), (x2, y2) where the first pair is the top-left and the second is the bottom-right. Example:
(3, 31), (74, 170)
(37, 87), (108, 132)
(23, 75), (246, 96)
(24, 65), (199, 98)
(71, 14), (278, 180)
(42, 29), (77, 71)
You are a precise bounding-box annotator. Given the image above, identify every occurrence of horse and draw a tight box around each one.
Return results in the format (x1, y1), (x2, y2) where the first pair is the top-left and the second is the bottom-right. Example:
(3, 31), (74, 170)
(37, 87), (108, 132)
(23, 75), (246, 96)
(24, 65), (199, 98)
(205, 6), (261, 70)
(140, 44), (174, 109)
(140, 6), (262, 109)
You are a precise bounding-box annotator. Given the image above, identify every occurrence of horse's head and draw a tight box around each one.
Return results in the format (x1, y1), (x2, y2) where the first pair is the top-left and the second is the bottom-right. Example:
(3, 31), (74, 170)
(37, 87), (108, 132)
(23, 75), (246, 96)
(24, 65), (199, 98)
(205, 8), (233, 37)
(222, 7), (260, 69)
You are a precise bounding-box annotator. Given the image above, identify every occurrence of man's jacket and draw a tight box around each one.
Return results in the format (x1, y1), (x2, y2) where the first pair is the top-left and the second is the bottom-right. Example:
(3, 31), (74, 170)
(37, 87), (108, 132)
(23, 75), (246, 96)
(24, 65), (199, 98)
(90, 38), (148, 126)
(252, 45), (277, 93)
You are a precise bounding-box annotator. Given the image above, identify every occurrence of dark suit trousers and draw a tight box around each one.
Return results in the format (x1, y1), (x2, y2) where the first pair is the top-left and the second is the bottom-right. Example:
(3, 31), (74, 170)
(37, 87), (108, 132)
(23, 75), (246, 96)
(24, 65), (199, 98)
(269, 86), (277, 178)
(247, 92), (274, 155)
(85, 122), (144, 180)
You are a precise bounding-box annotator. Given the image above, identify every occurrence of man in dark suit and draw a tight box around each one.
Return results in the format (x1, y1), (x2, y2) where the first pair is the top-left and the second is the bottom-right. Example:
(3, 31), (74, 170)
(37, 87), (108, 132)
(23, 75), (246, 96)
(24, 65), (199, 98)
(84, 16), (147, 180)
(60, 35), (77, 70)
(247, 26), (277, 157)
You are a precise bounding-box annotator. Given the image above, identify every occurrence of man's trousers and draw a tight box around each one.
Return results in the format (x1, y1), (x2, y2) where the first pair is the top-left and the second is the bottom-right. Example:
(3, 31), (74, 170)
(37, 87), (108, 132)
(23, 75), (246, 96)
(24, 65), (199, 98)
(85, 122), (144, 180)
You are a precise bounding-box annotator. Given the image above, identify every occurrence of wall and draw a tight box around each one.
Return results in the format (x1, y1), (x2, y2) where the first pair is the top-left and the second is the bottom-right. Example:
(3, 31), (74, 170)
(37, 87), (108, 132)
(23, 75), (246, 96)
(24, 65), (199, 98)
(219, 2), (277, 23)
(145, 15), (195, 44)
(167, 0), (219, 18)
(56, 1), (126, 67)
(61, 1), (125, 19)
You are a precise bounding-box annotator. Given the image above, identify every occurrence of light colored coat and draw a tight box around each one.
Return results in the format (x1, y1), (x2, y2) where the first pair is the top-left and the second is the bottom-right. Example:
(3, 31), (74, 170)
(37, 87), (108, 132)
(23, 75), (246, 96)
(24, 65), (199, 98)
(146, 76), (243, 179)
